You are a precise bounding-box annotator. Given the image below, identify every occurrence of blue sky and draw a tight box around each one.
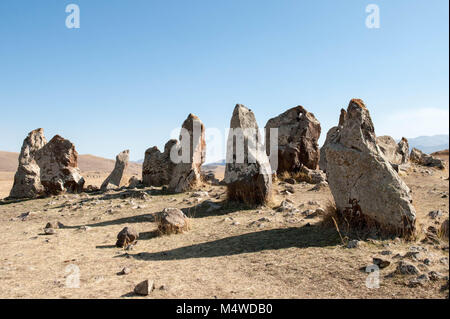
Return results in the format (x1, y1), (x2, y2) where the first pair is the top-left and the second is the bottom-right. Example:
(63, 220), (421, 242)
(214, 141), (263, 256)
(0, 0), (448, 162)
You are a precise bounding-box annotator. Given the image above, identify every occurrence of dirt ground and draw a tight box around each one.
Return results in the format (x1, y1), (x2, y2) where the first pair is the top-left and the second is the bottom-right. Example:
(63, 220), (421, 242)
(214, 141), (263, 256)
(0, 160), (448, 299)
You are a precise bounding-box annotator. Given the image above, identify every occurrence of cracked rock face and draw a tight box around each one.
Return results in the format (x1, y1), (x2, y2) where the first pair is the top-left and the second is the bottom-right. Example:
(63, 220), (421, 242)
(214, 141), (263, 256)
(35, 135), (85, 195)
(9, 129), (84, 198)
(224, 104), (272, 205)
(324, 99), (416, 235)
(169, 113), (206, 193)
(142, 140), (178, 187)
(9, 128), (47, 198)
(376, 136), (410, 166)
(265, 105), (321, 173)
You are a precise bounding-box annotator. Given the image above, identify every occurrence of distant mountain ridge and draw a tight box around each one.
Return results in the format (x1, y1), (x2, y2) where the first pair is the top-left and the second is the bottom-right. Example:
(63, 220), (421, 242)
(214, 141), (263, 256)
(401, 134), (449, 154)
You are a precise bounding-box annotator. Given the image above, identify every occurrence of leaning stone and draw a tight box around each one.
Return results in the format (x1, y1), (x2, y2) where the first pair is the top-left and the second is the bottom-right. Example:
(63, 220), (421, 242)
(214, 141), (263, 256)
(101, 150), (130, 191)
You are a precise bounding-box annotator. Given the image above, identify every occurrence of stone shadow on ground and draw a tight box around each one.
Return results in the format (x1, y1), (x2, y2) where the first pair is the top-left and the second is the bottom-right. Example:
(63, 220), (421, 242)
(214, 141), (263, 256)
(115, 225), (341, 261)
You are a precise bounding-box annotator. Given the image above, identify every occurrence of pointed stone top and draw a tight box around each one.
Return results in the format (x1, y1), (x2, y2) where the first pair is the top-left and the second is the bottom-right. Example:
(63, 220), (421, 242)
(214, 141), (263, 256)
(349, 98), (367, 110)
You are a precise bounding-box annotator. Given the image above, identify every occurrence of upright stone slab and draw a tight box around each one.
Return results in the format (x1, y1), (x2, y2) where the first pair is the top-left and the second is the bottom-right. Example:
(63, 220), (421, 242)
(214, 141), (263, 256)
(325, 99), (416, 235)
(224, 104), (272, 205)
(376, 136), (410, 165)
(101, 150), (130, 190)
(9, 128), (47, 198)
(142, 140), (178, 186)
(35, 135), (85, 195)
(319, 109), (346, 173)
(169, 114), (206, 193)
(265, 105), (321, 173)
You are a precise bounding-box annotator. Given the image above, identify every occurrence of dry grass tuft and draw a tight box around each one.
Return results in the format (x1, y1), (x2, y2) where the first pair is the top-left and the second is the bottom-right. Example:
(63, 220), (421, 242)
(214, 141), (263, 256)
(319, 200), (417, 240)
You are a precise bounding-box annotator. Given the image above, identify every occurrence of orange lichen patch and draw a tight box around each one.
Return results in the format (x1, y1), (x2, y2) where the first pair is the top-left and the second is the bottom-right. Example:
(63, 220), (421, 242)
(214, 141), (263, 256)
(349, 98), (367, 109)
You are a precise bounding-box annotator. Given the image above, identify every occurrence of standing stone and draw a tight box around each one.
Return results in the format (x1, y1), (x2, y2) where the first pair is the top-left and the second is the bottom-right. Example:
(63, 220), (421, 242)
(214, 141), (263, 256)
(376, 136), (410, 166)
(224, 104), (272, 205)
(35, 135), (85, 195)
(169, 114), (206, 193)
(410, 148), (445, 169)
(325, 99), (416, 235)
(319, 109), (346, 173)
(265, 105), (321, 173)
(9, 128), (47, 198)
(142, 140), (178, 186)
(101, 150), (129, 190)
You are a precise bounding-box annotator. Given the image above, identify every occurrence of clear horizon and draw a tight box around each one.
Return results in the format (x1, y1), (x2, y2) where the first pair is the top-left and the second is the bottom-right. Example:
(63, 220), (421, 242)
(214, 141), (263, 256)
(1, 0), (448, 162)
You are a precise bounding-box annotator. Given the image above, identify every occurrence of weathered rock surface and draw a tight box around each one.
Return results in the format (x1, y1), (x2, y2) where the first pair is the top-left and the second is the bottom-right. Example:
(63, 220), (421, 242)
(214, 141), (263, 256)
(9, 128), (47, 198)
(134, 279), (154, 296)
(142, 140), (178, 186)
(35, 135), (85, 195)
(319, 109), (346, 173)
(116, 226), (139, 248)
(224, 104), (272, 205)
(376, 136), (410, 167)
(324, 99), (416, 235)
(169, 114), (206, 193)
(265, 105), (321, 173)
(101, 150), (129, 190)
(157, 208), (189, 234)
(410, 148), (445, 169)
(10, 129), (85, 198)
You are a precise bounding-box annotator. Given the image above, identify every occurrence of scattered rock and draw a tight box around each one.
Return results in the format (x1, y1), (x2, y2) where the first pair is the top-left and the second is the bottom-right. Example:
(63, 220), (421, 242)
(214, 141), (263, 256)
(410, 148), (445, 169)
(277, 200), (299, 214)
(309, 181), (328, 191)
(373, 257), (391, 269)
(428, 210), (443, 219)
(44, 228), (55, 235)
(134, 279), (154, 296)
(157, 208), (189, 234)
(128, 176), (140, 189)
(116, 227), (139, 248)
(396, 261), (420, 275)
(408, 274), (429, 288)
(347, 240), (360, 249)
(119, 267), (131, 275)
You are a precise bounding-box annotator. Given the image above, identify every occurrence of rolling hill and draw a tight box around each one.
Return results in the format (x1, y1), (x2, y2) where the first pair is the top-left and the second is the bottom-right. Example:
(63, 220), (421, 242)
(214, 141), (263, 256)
(0, 151), (142, 175)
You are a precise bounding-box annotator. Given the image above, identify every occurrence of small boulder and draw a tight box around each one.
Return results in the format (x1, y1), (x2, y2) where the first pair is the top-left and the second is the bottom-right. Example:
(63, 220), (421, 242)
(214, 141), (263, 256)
(157, 208), (189, 234)
(116, 227), (139, 248)
(134, 279), (154, 296)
